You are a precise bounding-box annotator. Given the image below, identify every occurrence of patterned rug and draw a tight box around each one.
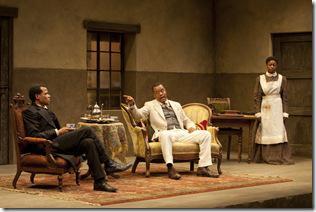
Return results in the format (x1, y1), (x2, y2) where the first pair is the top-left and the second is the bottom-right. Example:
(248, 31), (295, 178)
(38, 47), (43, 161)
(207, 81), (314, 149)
(0, 164), (292, 206)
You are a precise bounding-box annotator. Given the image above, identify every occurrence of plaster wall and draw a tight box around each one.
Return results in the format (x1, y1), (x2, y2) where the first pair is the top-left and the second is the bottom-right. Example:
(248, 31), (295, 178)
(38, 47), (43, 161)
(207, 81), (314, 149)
(215, 0), (312, 73)
(0, 0), (214, 74)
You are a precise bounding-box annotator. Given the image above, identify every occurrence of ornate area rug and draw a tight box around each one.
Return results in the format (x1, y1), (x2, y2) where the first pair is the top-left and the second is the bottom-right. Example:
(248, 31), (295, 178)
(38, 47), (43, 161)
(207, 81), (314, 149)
(0, 164), (292, 206)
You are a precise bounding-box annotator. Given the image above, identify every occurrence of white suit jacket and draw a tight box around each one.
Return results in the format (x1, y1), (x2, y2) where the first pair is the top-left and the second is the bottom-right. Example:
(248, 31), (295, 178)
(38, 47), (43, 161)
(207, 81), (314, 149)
(130, 99), (196, 140)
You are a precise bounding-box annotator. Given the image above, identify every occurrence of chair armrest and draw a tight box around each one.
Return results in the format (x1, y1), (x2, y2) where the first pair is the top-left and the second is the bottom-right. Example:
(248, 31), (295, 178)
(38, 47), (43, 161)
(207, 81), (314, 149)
(206, 126), (222, 149)
(129, 125), (151, 158)
(22, 137), (57, 166)
(22, 136), (54, 154)
(207, 126), (219, 132)
(136, 126), (151, 150)
(22, 137), (51, 144)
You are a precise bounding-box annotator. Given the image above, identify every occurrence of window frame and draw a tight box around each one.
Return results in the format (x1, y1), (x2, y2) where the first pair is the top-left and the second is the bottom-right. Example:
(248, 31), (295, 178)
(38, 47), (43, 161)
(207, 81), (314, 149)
(84, 20), (140, 109)
(86, 31), (125, 109)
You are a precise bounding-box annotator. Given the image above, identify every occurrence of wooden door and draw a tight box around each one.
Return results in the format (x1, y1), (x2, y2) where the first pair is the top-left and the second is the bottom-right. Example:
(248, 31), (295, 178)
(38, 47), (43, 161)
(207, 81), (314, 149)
(272, 32), (312, 156)
(0, 7), (17, 164)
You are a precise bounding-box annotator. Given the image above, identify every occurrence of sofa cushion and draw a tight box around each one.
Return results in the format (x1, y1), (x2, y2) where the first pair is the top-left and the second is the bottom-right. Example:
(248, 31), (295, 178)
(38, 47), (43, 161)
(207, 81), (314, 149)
(149, 140), (220, 157)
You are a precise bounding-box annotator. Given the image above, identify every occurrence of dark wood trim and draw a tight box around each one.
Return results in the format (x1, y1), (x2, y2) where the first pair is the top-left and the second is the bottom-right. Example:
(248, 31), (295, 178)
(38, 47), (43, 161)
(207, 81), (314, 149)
(0, 6), (18, 18)
(285, 72), (312, 79)
(121, 34), (125, 103)
(271, 31), (312, 39)
(8, 17), (13, 104)
(8, 17), (14, 164)
(0, 16), (15, 164)
(214, 71), (312, 79)
(83, 20), (140, 33)
(288, 106), (312, 116)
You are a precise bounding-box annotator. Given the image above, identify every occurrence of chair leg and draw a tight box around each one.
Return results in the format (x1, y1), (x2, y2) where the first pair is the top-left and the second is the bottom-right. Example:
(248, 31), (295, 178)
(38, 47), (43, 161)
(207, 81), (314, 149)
(190, 161), (194, 171)
(145, 157), (150, 177)
(131, 157), (140, 173)
(12, 169), (22, 189)
(57, 175), (63, 192)
(75, 170), (80, 185)
(30, 173), (35, 184)
(227, 135), (232, 160)
(217, 155), (222, 175)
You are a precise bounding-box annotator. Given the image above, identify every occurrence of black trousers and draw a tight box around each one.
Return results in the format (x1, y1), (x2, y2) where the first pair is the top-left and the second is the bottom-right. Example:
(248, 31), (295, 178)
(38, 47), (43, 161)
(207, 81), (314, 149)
(53, 126), (109, 181)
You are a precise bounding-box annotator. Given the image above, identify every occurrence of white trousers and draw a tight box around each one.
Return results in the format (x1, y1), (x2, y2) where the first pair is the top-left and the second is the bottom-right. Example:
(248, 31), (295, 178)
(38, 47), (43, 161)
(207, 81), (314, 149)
(158, 129), (212, 167)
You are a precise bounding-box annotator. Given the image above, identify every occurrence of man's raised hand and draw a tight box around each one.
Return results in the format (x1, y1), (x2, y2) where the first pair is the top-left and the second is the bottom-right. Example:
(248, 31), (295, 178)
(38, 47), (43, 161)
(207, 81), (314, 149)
(123, 95), (135, 106)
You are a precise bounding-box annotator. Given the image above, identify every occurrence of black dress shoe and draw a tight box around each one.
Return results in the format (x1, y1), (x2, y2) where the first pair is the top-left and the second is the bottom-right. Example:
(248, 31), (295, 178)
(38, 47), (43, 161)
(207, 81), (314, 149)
(197, 167), (219, 178)
(93, 181), (117, 192)
(168, 166), (181, 180)
(105, 160), (132, 174)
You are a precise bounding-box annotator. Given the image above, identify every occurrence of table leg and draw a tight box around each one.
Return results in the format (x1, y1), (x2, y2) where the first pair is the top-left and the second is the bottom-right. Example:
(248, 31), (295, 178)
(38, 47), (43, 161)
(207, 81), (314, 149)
(247, 120), (256, 163)
(227, 136), (231, 160)
(238, 133), (242, 163)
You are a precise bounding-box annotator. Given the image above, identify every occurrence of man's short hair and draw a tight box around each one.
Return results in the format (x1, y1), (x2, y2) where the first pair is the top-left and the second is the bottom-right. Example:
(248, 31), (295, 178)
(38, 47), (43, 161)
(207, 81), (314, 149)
(29, 84), (45, 103)
(152, 82), (164, 91)
(265, 56), (278, 64)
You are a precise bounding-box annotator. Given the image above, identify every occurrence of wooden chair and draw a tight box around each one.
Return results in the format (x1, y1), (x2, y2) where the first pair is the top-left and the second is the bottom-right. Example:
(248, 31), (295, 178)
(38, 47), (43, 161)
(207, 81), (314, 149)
(207, 97), (243, 162)
(121, 103), (222, 177)
(10, 93), (81, 191)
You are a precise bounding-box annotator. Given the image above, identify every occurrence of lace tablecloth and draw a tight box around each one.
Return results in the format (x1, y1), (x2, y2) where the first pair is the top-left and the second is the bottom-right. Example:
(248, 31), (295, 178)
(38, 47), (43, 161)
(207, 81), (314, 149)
(77, 122), (128, 163)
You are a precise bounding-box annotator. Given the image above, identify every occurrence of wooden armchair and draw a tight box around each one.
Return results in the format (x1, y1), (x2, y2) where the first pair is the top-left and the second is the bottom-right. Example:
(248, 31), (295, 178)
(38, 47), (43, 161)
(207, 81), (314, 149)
(121, 103), (222, 177)
(10, 93), (81, 191)
(207, 97), (243, 162)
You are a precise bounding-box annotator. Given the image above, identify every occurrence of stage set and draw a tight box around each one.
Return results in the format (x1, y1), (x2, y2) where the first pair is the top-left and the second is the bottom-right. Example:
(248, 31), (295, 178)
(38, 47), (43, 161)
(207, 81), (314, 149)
(0, 0), (312, 209)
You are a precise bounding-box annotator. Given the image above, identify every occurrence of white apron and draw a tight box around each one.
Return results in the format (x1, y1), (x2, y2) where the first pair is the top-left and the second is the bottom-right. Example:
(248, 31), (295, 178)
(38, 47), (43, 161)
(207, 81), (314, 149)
(257, 74), (288, 144)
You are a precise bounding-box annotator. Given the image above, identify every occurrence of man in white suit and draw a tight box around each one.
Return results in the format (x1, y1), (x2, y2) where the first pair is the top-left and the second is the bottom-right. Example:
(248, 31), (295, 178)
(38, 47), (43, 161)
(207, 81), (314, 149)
(124, 83), (219, 180)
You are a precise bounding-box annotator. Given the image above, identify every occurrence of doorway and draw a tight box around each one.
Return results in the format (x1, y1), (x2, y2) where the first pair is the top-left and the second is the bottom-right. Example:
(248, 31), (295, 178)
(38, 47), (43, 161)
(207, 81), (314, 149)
(272, 32), (312, 156)
(0, 7), (17, 164)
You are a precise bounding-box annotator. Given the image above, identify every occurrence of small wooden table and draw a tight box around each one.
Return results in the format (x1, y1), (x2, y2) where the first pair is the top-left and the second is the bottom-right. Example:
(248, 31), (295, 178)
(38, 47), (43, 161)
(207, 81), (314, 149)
(211, 114), (257, 163)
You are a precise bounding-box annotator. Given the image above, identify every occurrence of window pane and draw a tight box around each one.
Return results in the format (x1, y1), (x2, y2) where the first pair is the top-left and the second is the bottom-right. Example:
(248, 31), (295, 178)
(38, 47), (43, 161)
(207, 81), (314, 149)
(111, 53), (121, 70)
(100, 92), (110, 109)
(87, 52), (97, 69)
(111, 34), (121, 52)
(87, 71), (97, 88)
(100, 53), (109, 70)
(100, 71), (110, 89)
(110, 95), (121, 108)
(110, 90), (121, 108)
(87, 32), (97, 51)
(100, 33), (109, 51)
(111, 72), (121, 88)
(87, 90), (96, 106)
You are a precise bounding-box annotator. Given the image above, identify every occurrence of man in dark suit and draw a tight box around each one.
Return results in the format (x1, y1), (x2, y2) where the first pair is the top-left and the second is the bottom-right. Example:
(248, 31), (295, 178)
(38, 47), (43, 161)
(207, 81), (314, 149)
(23, 85), (132, 192)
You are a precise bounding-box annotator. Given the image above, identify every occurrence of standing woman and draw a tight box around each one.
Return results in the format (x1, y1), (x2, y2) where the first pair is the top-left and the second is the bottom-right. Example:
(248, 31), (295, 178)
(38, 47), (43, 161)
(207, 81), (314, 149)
(253, 56), (294, 164)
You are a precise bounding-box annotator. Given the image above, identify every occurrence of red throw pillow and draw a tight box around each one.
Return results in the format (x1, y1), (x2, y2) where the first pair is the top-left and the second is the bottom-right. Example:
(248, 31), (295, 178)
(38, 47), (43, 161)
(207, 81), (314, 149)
(196, 120), (208, 130)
